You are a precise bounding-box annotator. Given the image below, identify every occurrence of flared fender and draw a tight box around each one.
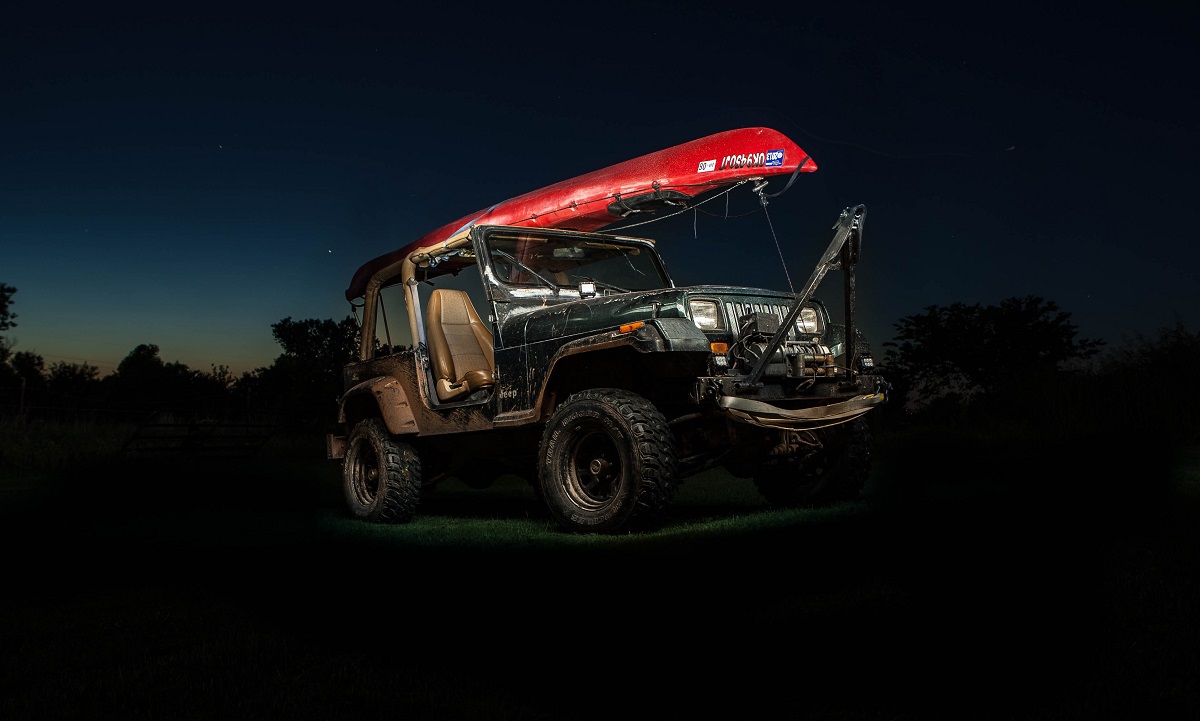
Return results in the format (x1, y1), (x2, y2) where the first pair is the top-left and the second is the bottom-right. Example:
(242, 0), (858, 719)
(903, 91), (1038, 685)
(340, 376), (418, 435)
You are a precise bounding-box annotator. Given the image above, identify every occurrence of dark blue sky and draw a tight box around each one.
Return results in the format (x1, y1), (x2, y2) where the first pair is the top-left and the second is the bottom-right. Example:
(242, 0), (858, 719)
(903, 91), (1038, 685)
(2, 4), (1196, 375)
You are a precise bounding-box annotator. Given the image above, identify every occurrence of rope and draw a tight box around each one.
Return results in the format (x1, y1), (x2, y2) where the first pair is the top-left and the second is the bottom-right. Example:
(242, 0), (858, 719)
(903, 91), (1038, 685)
(760, 159), (807, 199)
(607, 179), (751, 232)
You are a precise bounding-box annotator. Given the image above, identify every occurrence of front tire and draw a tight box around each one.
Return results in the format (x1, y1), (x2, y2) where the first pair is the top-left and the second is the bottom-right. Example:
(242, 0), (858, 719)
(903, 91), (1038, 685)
(753, 417), (872, 507)
(538, 388), (677, 533)
(343, 418), (422, 523)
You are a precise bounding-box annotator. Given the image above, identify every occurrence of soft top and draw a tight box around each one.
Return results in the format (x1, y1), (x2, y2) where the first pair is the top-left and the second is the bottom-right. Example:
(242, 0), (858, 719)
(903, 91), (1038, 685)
(345, 127), (816, 301)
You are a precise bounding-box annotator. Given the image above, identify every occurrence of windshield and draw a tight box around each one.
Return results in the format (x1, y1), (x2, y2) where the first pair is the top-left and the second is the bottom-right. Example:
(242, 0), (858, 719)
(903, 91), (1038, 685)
(484, 230), (669, 292)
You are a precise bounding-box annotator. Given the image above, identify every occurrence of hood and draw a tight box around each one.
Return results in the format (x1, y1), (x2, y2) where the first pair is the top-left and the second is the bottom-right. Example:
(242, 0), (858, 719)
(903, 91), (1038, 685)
(504, 285), (798, 345)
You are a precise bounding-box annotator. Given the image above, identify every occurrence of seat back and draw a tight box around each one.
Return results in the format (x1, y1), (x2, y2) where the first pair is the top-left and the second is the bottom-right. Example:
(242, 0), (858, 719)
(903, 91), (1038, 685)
(426, 289), (495, 401)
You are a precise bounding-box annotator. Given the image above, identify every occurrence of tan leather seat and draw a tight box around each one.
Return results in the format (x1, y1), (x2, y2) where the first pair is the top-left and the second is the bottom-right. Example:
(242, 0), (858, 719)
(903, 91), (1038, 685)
(426, 289), (495, 401)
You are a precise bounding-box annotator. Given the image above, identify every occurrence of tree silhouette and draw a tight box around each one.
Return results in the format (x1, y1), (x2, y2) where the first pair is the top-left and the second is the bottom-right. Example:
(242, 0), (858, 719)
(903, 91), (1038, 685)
(236, 316), (360, 427)
(45, 360), (101, 413)
(0, 284), (19, 406)
(11, 351), (47, 393)
(0, 279), (366, 427)
(98, 344), (233, 420)
(0, 283), (16, 333)
(881, 295), (1104, 413)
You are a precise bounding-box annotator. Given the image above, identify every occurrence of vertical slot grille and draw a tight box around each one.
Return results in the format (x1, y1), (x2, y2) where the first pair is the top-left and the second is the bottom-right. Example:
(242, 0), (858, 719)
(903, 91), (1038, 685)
(725, 300), (795, 339)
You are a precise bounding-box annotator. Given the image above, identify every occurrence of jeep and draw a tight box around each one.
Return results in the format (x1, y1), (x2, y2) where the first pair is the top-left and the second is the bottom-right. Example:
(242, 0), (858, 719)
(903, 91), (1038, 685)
(325, 128), (888, 533)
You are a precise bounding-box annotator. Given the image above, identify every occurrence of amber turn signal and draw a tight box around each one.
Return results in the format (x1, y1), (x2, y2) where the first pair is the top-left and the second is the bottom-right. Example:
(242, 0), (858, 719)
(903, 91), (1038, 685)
(710, 342), (729, 353)
(619, 321), (645, 333)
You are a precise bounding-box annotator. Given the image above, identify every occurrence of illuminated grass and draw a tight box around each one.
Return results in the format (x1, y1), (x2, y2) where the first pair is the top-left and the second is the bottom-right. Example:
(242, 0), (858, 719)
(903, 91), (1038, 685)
(3, 434), (1198, 721)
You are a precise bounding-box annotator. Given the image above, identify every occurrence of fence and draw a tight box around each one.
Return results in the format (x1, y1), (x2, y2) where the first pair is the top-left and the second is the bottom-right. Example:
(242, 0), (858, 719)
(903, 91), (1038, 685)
(120, 421), (278, 457)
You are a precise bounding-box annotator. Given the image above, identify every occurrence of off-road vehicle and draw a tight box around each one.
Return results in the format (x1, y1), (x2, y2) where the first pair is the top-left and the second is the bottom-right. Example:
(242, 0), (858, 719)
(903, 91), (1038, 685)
(326, 127), (888, 533)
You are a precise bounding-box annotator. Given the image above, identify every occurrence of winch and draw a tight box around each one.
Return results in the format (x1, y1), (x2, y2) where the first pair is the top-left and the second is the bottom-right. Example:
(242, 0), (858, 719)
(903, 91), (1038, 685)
(731, 312), (837, 379)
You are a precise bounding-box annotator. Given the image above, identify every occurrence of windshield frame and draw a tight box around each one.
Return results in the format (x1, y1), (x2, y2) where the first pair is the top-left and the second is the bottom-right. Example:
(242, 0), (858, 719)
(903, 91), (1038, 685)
(476, 225), (673, 300)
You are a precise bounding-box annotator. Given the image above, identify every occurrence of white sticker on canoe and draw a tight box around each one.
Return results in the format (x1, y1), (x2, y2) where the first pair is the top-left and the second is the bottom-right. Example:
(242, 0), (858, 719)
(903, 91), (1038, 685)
(697, 159), (716, 173)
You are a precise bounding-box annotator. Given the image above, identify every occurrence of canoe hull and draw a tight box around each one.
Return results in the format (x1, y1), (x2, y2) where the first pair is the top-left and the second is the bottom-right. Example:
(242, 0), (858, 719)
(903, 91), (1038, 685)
(347, 127), (816, 301)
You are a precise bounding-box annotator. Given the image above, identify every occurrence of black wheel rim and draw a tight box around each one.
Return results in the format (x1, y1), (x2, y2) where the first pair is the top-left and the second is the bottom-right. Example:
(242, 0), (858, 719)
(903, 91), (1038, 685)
(350, 437), (381, 507)
(563, 420), (623, 510)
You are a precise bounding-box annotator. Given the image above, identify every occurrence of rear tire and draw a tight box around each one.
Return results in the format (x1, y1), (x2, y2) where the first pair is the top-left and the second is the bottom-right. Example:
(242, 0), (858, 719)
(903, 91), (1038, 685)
(343, 418), (422, 523)
(753, 417), (871, 507)
(538, 388), (677, 533)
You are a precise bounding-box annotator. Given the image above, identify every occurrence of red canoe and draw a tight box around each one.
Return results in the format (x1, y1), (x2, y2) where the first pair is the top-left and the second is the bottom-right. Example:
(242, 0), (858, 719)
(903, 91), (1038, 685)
(346, 127), (817, 301)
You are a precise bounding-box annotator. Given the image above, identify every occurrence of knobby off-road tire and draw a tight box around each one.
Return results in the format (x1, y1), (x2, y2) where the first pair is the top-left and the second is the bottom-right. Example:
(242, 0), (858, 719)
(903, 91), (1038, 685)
(343, 418), (422, 523)
(538, 388), (677, 533)
(754, 417), (872, 507)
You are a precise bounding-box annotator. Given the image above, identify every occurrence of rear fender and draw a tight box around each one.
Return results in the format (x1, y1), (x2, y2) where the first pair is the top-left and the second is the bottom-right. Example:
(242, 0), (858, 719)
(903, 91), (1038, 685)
(339, 375), (418, 435)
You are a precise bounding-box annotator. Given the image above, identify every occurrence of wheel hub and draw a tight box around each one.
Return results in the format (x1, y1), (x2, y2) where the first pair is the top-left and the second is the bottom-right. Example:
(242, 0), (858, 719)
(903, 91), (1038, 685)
(588, 458), (610, 476)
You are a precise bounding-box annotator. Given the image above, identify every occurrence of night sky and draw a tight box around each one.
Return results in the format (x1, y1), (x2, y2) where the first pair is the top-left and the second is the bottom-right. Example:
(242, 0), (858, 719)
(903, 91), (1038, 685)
(3, 4), (1196, 376)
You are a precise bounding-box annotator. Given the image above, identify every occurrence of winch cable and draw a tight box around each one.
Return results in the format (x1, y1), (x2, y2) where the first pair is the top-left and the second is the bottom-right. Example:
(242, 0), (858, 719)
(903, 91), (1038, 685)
(612, 176), (799, 292)
(754, 179), (795, 293)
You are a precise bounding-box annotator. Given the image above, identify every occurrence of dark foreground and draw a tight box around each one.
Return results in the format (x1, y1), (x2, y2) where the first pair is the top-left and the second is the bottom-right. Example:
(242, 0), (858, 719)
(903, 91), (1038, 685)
(2, 435), (1197, 721)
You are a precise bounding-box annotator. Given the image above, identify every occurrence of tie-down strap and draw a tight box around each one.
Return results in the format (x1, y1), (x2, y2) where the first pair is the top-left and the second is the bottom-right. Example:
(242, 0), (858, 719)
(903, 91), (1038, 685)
(718, 392), (886, 430)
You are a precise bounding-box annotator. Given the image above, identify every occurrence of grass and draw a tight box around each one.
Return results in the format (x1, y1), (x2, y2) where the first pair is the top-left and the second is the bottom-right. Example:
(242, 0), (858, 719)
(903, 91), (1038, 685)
(1, 425), (1198, 721)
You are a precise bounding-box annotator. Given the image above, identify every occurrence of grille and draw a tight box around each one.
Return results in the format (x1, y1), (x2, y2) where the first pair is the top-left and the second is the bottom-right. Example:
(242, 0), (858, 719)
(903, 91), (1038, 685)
(724, 299), (796, 339)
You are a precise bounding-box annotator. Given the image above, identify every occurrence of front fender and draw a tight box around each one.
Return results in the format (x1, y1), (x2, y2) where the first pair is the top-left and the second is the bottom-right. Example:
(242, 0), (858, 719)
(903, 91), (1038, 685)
(648, 317), (711, 352)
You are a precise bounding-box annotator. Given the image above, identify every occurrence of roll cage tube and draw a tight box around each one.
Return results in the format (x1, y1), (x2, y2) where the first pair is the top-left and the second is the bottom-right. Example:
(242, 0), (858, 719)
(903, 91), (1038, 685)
(740, 204), (866, 389)
(388, 232), (475, 360)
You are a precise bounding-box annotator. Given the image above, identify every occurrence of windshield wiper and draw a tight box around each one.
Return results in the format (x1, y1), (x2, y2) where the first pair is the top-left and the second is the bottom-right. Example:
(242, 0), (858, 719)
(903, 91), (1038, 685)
(490, 248), (559, 290)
